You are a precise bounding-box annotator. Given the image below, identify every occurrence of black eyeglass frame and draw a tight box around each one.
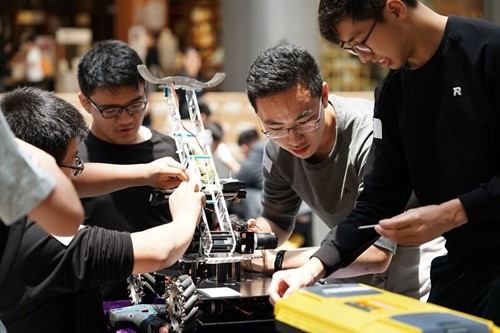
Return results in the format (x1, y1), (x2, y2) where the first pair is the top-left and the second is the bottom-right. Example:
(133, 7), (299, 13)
(85, 89), (148, 119)
(339, 8), (383, 56)
(59, 156), (85, 178)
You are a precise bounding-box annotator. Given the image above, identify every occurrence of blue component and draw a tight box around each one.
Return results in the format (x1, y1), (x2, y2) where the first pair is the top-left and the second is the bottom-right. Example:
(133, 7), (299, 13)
(392, 313), (490, 333)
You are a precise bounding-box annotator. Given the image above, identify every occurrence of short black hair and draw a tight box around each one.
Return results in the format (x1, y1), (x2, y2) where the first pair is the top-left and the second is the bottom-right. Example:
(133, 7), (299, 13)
(77, 39), (145, 96)
(180, 101), (211, 120)
(198, 102), (212, 117)
(238, 128), (260, 147)
(207, 121), (224, 141)
(1, 87), (88, 164)
(318, 0), (418, 45)
(246, 42), (323, 112)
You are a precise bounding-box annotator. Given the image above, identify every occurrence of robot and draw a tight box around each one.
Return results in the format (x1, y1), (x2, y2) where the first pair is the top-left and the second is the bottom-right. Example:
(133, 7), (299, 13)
(110, 68), (278, 333)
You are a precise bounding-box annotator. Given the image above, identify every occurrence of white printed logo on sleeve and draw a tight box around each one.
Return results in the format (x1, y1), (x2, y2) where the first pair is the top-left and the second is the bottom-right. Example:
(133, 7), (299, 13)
(373, 118), (382, 139)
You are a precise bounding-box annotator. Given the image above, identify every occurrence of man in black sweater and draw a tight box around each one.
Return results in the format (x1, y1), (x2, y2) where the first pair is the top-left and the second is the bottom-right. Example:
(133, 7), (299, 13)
(269, 0), (500, 325)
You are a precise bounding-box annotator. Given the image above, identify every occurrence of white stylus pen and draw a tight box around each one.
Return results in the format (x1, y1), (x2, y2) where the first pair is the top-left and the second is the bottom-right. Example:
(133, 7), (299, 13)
(358, 224), (379, 229)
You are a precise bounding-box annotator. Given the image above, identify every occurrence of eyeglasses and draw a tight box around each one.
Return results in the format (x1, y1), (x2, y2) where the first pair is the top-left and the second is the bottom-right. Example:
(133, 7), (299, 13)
(59, 156), (85, 178)
(258, 99), (322, 140)
(339, 12), (381, 56)
(86, 95), (148, 119)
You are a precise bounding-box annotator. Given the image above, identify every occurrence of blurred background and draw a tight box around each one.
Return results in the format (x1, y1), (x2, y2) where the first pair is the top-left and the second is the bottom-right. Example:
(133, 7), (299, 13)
(0, 0), (495, 94)
(0, 0), (495, 246)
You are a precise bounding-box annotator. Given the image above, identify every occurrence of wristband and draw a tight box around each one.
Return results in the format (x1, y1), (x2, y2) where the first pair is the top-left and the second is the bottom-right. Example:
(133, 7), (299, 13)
(274, 250), (287, 272)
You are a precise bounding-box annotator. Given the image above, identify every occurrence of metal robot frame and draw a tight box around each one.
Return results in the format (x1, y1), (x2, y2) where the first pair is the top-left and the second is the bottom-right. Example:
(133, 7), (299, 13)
(137, 65), (277, 283)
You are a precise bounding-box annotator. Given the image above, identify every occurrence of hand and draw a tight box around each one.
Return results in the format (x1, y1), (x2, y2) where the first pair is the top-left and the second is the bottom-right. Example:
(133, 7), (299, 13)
(168, 179), (205, 226)
(268, 257), (325, 305)
(246, 218), (260, 232)
(375, 199), (468, 246)
(145, 157), (189, 189)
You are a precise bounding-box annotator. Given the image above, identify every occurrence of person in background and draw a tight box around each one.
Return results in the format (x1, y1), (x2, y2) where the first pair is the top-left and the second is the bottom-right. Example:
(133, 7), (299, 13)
(205, 121), (240, 178)
(269, 0), (500, 324)
(229, 128), (265, 222)
(142, 30), (162, 127)
(23, 34), (45, 89)
(177, 46), (206, 119)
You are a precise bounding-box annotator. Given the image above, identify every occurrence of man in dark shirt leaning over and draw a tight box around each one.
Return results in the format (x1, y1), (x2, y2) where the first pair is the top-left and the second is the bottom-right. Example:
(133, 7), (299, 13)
(0, 87), (204, 333)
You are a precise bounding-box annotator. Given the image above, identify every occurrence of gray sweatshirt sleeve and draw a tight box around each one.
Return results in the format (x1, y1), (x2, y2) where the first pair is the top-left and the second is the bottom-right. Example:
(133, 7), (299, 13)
(0, 113), (55, 225)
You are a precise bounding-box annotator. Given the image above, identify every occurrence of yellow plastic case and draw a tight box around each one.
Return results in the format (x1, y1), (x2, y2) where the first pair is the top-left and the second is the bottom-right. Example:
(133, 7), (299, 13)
(274, 283), (500, 333)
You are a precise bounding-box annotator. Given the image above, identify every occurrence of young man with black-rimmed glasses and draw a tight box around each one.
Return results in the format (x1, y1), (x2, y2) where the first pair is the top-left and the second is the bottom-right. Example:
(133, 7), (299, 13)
(76, 40), (182, 301)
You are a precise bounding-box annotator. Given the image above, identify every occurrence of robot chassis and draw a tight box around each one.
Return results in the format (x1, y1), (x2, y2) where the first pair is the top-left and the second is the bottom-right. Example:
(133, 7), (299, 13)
(118, 67), (278, 332)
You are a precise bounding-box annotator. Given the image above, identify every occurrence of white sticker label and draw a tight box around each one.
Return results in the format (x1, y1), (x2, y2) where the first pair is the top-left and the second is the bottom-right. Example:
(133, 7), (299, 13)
(198, 287), (241, 298)
(263, 151), (273, 173)
(373, 118), (382, 139)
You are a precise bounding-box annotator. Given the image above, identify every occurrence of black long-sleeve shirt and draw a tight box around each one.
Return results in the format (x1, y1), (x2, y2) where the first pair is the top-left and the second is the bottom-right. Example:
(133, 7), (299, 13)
(314, 15), (500, 274)
(0, 219), (133, 333)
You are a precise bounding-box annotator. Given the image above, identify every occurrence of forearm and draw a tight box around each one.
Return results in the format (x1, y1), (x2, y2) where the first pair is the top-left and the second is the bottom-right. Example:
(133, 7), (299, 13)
(130, 219), (198, 274)
(268, 256), (327, 305)
(255, 216), (293, 246)
(440, 198), (468, 229)
(328, 246), (392, 278)
(74, 163), (148, 197)
(130, 179), (203, 273)
(301, 257), (327, 283)
(280, 247), (318, 270)
(261, 243), (390, 277)
(30, 169), (84, 236)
